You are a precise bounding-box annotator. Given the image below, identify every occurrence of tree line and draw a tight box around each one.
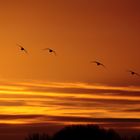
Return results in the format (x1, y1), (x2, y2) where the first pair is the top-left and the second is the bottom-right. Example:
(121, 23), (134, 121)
(25, 125), (140, 140)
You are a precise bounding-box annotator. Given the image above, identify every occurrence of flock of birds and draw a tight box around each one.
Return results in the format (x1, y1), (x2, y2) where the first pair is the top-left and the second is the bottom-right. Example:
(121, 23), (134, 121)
(17, 43), (56, 55)
(17, 43), (140, 77)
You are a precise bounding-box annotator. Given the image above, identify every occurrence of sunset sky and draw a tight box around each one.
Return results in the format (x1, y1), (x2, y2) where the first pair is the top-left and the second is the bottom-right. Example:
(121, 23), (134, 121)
(0, 0), (140, 139)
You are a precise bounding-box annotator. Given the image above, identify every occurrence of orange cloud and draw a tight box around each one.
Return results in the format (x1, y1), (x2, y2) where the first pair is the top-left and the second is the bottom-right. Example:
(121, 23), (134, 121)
(0, 81), (139, 125)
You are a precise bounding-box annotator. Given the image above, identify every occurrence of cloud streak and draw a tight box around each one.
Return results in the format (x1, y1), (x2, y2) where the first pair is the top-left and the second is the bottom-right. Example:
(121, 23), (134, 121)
(0, 81), (139, 127)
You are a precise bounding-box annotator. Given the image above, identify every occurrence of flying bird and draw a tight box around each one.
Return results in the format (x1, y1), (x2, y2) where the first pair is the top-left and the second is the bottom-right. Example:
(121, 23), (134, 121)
(17, 44), (28, 54)
(91, 61), (106, 68)
(127, 70), (140, 77)
(43, 48), (56, 56)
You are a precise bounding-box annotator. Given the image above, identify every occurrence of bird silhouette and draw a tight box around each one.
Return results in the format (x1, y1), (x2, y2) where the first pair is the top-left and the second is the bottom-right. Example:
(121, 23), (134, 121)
(17, 44), (28, 54)
(43, 48), (56, 56)
(91, 61), (106, 68)
(127, 70), (140, 77)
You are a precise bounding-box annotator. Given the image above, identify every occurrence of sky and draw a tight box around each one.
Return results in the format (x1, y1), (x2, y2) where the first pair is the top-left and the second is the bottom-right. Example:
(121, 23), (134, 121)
(0, 0), (140, 139)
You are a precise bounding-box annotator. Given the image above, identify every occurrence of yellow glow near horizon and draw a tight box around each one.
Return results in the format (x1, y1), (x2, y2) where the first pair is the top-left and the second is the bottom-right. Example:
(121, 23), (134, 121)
(0, 81), (139, 124)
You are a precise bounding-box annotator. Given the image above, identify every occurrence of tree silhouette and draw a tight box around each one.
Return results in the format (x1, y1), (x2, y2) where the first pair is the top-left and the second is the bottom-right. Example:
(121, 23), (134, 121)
(107, 129), (121, 140)
(130, 135), (140, 140)
(25, 133), (50, 140)
(52, 125), (121, 140)
(25, 125), (140, 140)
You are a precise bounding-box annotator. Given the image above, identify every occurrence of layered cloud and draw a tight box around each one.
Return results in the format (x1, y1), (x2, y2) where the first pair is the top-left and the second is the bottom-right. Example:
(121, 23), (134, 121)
(0, 81), (139, 128)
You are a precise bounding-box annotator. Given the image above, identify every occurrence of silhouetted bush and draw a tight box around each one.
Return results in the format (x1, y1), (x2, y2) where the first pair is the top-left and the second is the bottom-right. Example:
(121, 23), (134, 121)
(52, 125), (121, 140)
(25, 133), (50, 140)
(130, 135), (140, 140)
(25, 125), (140, 140)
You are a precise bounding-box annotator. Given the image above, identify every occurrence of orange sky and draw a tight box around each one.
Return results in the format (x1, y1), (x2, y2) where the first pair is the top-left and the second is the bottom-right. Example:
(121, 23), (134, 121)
(0, 81), (140, 123)
(0, 0), (139, 85)
(0, 0), (140, 139)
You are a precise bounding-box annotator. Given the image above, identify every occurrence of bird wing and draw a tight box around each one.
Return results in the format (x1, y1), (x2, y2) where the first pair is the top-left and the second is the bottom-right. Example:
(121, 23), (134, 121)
(135, 73), (140, 77)
(23, 49), (28, 53)
(43, 48), (50, 50)
(100, 63), (106, 68)
(52, 50), (57, 56)
(17, 43), (23, 48)
(91, 61), (97, 64)
(127, 70), (133, 73)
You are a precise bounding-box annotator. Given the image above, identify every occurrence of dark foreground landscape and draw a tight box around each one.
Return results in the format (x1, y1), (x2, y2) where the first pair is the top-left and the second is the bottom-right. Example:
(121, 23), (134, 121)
(25, 125), (140, 140)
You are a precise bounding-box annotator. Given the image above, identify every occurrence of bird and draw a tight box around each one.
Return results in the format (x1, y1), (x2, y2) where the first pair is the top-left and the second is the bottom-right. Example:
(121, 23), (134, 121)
(91, 61), (106, 68)
(43, 48), (56, 56)
(17, 44), (28, 54)
(127, 70), (140, 77)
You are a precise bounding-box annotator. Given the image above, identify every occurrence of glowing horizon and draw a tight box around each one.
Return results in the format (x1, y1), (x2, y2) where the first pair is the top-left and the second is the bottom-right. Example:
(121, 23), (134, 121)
(0, 80), (139, 125)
